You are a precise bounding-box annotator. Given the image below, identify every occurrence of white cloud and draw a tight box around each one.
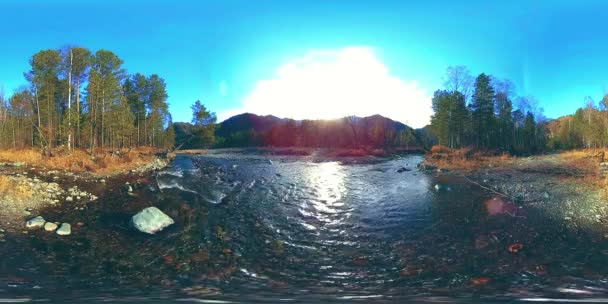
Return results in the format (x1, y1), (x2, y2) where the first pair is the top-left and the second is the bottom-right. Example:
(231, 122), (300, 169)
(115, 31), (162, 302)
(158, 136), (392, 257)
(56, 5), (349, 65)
(219, 46), (432, 128)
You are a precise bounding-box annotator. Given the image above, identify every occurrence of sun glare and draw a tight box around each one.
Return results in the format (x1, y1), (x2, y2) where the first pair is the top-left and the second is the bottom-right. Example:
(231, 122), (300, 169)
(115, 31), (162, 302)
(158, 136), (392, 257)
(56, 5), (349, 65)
(220, 47), (433, 128)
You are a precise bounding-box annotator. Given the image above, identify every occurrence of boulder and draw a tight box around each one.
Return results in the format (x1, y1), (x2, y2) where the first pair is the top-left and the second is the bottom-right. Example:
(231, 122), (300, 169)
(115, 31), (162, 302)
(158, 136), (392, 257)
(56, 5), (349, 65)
(56, 223), (71, 235)
(131, 207), (174, 234)
(26, 216), (45, 228)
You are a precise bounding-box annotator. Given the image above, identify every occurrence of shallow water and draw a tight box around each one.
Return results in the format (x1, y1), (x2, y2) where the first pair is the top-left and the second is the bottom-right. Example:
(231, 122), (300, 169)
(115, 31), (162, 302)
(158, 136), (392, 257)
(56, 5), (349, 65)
(2, 151), (608, 303)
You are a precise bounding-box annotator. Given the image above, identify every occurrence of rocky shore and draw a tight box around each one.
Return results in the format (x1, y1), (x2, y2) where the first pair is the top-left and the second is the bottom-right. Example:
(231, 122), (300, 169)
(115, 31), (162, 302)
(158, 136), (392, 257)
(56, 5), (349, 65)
(0, 157), (168, 236)
(420, 153), (608, 234)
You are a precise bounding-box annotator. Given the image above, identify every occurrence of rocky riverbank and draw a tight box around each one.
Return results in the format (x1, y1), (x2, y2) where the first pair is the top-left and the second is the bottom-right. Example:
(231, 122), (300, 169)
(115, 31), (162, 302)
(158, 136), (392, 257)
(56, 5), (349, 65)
(421, 151), (608, 235)
(0, 157), (168, 236)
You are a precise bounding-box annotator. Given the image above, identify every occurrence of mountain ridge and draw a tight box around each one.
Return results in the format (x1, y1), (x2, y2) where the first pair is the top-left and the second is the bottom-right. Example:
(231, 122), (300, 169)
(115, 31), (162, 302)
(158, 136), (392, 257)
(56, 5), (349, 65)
(175, 113), (436, 150)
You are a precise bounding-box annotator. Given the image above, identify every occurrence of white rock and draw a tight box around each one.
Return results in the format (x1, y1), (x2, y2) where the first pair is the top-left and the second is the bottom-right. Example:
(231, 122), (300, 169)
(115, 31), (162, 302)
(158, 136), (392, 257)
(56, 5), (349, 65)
(44, 222), (58, 232)
(56, 223), (71, 235)
(26, 216), (45, 228)
(66, 196), (73, 202)
(131, 207), (174, 234)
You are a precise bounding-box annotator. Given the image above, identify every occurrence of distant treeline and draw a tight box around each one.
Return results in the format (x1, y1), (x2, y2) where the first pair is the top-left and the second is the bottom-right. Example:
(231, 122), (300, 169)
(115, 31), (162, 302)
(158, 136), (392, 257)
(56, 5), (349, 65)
(175, 113), (428, 150)
(0, 47), (174, 151)
(432, 66), (608, 154)
(430, 66), (575, 155)
(546, 100), (608, 150)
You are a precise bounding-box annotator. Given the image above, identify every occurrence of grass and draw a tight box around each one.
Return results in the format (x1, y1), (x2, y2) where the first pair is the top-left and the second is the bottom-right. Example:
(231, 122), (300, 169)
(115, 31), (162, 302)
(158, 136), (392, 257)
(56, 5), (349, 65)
(424, 145), (514, 172)
(552, 149), (608, 187)
(425, 145), (608, 187)
(0, 176), (33, 201)
(0, 147), (161, 175)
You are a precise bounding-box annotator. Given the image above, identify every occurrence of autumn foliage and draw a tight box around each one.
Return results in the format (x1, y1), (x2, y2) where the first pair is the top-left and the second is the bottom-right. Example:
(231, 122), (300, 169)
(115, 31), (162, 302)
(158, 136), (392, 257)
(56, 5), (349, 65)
(0, 147), (159, 175)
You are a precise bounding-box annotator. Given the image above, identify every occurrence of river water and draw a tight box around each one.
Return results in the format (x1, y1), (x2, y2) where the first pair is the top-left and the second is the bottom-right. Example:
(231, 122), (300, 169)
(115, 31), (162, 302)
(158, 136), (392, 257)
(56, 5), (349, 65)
(2, 151), (608, 302)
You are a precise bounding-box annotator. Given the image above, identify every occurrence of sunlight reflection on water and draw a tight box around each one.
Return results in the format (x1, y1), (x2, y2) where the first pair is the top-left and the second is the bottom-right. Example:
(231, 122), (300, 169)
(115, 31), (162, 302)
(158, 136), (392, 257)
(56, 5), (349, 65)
(302, 162), (349, 228)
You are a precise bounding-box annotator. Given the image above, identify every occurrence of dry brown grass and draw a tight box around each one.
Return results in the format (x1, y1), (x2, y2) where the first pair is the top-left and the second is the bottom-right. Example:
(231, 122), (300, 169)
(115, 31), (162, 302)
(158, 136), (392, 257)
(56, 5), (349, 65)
(425, 145), (514, 172)
(175, 149), (208, 155)
(552, 149), (608, 187)
(0, 148), (161, 175)
(0, 176), (33, 201)
(426, 146), (608, 187)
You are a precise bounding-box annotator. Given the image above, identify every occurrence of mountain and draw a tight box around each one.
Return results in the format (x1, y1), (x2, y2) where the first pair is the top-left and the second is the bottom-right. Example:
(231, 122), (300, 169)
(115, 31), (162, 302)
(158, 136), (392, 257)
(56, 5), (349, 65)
(173, 113), (434, 150)
(215, 113), (285, 139)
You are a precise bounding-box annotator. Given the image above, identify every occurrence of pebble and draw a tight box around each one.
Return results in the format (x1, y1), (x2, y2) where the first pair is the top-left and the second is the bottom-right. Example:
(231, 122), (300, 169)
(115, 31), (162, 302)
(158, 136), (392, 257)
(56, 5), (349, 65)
(26, 216), (46, 228)
(56, 223), (71, 236)
(66, 196), (73, 202)
(44, 222), (58, 232)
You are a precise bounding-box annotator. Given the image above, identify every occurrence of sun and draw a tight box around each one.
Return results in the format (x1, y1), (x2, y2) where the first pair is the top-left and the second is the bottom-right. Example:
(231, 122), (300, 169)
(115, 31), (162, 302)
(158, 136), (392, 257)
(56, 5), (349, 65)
(221, 46), (433, 128)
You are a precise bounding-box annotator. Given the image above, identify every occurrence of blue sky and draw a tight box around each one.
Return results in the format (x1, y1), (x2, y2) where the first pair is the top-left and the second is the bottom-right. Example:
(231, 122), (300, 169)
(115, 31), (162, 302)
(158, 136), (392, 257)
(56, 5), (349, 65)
(1, 0), (607, 127)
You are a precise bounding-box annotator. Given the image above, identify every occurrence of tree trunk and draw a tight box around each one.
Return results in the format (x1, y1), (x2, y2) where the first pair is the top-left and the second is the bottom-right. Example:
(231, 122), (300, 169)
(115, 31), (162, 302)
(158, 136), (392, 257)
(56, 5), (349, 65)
(67, 49), (73, 151)
(76, 78), (80, 148)
(101, 88), (105, 148)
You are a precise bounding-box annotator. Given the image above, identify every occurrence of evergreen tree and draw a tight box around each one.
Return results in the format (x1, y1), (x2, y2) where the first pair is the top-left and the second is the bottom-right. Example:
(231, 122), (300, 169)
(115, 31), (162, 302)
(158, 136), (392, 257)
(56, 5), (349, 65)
(190, 100), (217, 148)
(470, 73), (495, 149)
(67, 47), (92, 148)
(146, 74), (169, 147)
(495, 91), (514, 151)
(25, 49), (62, 148)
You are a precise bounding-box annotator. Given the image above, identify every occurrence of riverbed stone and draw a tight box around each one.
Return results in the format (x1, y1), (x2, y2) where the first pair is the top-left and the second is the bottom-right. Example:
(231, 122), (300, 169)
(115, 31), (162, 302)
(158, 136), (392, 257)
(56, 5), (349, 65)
(397, 167), (411, 173)
(44, 222), (58, 232)
(131, 207), (174, 234)
(26, 216), (45, 228)
(66, 196), (73, 202)
(56, 223), (71, 235)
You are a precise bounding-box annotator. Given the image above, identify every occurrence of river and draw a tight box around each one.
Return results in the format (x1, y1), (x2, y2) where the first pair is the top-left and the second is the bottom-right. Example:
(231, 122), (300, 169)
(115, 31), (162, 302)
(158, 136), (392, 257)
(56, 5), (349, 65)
(1, 150), (608, 302)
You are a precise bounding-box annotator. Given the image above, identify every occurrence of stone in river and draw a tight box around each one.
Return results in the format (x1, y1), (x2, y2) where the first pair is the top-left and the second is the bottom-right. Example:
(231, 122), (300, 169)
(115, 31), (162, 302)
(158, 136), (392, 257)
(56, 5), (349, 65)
(56, 223), (71, 235)
(26, 216), (45, 228)
(131, 207), (174, 234)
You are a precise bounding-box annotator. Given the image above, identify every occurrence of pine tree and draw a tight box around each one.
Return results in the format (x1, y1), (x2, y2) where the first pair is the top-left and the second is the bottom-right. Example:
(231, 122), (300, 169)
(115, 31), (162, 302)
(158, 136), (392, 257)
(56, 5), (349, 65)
(430, 90), (468, 148)
(523, 112), (536, 153)
(470, 73), (495, 149)
(146, 75), (169, 147)
(67, 47), (92, 148)
(190, 100), (217, 148)
(89, 50), (125, 148)
(495, 91), (514, 151)
(124, 73), (148, 146)
(25, 49), (62, 148)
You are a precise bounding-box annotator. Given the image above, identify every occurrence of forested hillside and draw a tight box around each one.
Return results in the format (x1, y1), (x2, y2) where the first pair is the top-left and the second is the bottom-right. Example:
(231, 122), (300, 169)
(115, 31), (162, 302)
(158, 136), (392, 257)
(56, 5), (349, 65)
(545, 99), (608, 150)
(0, 47), (174, 151)
(175, 113), (428, 150)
